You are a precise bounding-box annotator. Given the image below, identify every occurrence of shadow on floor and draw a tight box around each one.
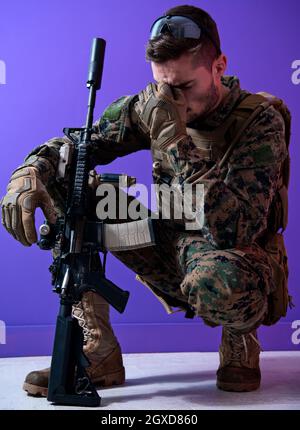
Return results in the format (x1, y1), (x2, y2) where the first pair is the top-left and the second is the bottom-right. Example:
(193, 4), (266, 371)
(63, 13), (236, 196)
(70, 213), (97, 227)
(101, 355), (300, 409)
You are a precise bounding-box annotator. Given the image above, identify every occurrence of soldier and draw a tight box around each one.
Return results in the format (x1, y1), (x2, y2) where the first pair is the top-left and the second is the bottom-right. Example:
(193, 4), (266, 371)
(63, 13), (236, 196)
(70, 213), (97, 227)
(1, 4), (289, 396)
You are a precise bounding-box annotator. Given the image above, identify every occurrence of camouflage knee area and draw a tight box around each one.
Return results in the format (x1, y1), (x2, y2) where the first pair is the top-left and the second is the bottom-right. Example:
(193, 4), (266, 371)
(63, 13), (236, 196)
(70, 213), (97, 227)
(179, 242), (270, 331)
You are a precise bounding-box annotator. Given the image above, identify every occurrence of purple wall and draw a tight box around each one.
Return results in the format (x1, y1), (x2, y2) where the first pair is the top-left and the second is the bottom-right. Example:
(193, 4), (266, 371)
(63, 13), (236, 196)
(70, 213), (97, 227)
(0, 0), (299, 357)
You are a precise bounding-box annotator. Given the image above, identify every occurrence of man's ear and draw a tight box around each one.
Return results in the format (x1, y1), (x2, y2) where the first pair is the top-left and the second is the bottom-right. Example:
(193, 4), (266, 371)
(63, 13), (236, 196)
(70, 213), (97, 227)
(212, 54), (227, 81)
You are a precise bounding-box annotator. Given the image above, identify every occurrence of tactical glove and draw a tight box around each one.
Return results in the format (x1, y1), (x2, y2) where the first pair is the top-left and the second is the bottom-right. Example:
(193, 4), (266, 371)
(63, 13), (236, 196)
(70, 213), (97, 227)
(1, 166), (57, 246)
(135, 82), (188, 150)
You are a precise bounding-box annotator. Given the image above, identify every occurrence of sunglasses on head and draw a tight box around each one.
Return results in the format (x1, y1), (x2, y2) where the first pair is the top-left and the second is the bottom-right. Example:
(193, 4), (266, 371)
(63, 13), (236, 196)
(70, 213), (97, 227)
(150, 15), (221, 54)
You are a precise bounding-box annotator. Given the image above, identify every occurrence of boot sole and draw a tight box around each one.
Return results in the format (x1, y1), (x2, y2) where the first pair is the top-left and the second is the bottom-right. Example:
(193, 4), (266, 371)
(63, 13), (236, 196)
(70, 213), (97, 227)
(92, 366), (126, 388)
(217, 380), (260, 392)
(23, 367), (125, 397)
(23, 382), (48, 397)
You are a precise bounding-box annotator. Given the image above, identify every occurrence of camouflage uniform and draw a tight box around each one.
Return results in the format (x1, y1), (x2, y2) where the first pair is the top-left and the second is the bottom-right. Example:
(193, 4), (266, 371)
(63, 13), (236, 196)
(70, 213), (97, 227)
(25, 75), (288, 333)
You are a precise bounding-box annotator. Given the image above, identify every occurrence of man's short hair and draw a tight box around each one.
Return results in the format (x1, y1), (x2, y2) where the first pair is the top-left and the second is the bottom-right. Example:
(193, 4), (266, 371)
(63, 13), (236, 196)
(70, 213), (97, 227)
(146, 5), (221, 70)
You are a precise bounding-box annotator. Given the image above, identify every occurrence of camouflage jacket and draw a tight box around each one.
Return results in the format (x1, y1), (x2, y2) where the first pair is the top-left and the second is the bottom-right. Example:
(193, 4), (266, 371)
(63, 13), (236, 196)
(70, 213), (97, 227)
(24, 75), (287, 250)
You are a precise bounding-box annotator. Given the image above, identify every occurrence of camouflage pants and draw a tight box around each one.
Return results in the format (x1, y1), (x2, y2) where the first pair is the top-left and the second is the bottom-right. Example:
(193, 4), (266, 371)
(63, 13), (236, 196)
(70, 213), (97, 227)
(111, 220), (273, 333)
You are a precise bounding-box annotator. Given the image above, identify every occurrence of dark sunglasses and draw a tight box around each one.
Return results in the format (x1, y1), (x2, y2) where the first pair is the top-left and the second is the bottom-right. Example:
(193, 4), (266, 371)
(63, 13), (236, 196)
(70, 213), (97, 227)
(150, 15), (220, 54)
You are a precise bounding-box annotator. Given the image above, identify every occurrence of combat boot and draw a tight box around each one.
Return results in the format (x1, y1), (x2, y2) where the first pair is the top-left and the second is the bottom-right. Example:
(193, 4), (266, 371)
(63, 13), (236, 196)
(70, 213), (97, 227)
(216, 327), (261, 392)
(23, 292), (125, 397)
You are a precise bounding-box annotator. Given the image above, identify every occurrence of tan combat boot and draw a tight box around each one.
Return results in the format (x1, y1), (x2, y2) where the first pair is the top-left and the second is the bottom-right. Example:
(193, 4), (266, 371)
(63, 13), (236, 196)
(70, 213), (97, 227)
(23, 292), (125, 397)
(216, 327), (261, 392)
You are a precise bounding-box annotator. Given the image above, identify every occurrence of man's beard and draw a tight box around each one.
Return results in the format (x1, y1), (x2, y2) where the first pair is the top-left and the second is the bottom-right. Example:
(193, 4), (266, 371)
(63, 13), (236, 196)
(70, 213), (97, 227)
(186, 81), (220, 124)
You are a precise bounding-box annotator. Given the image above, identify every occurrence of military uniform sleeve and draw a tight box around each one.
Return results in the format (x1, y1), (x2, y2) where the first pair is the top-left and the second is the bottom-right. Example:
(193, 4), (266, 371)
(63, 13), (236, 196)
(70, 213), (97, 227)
(23, 94), (150, 176)
(196, 105), (288, 249)
(89, 95), (151, 165)
(21, 137), (69, 184)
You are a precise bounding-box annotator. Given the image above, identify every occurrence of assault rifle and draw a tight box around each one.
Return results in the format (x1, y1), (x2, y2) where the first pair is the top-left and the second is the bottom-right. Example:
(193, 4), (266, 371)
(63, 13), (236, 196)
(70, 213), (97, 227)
(37, 38), (131, 407)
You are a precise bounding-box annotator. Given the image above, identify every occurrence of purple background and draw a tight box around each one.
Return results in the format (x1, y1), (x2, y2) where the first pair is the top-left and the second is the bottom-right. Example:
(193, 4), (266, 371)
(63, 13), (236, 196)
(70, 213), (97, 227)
(0, 0), (299, 357)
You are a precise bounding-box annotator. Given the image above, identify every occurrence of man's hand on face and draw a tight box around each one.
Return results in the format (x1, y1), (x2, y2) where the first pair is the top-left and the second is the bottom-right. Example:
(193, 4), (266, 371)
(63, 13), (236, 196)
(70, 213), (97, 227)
(156, 82), (188, 124)
(135, 82), (188, 148)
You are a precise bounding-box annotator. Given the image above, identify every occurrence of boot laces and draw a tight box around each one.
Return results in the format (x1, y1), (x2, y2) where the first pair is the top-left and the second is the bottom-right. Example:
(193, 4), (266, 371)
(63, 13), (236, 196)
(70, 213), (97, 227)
(72, 301), (93, 345)
(228, 330), (261, 363)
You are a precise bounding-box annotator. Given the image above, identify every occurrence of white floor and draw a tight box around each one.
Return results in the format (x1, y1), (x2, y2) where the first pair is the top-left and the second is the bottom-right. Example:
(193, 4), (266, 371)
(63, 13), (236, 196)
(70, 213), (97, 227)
(0, 352), (299, 410)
